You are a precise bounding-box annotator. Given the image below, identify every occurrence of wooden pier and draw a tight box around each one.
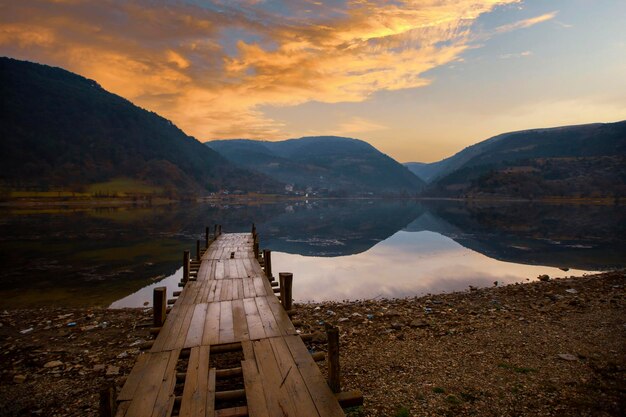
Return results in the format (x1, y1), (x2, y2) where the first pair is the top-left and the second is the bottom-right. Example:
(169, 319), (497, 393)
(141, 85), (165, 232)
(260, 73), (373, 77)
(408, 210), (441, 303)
(112, 226), (360, 417)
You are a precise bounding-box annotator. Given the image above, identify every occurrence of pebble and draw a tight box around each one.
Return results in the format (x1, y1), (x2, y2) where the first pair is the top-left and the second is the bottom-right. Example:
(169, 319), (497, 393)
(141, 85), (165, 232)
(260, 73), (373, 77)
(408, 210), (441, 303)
(20, 328), (34, 334)
(13, 374), (27, 383)
(43, 360), (64, 368)
(557, 353), (578, 361)
(105, 365), (120, 376)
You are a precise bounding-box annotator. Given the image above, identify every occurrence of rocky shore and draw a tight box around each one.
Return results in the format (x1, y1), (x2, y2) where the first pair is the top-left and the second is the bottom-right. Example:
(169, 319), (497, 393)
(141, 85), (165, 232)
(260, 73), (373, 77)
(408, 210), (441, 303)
(1, 271), (624, 416)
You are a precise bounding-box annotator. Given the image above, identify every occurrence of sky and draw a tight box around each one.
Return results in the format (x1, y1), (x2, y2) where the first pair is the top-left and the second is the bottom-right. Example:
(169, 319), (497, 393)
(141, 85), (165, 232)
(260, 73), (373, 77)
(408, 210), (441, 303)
(1, 0), (625, 162)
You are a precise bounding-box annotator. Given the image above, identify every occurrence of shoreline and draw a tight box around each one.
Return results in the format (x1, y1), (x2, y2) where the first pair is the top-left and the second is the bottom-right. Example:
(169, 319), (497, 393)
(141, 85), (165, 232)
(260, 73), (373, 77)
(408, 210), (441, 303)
(1, 270), (624, 416)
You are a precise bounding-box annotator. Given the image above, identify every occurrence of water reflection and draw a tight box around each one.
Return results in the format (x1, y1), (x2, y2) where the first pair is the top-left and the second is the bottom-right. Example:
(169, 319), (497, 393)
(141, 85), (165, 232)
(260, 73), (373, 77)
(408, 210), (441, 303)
(0, 200), (622, 308)
(272, 231), (593, 302)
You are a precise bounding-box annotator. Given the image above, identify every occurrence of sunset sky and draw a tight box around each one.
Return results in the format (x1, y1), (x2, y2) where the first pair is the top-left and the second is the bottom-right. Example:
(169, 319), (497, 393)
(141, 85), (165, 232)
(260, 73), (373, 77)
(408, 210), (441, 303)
(1, 0), (625, 162)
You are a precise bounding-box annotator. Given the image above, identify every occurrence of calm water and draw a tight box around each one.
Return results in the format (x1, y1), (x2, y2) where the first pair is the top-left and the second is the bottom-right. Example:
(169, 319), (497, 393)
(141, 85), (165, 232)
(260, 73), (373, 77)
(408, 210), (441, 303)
(1, 200), (624, 308)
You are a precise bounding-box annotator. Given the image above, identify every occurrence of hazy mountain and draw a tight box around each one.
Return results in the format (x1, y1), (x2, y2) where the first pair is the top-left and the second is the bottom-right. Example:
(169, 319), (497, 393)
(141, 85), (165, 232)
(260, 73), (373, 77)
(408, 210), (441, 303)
(405, 121), (626, 198)
(207, 136), (425, 195)
(0, 57), (280, 196)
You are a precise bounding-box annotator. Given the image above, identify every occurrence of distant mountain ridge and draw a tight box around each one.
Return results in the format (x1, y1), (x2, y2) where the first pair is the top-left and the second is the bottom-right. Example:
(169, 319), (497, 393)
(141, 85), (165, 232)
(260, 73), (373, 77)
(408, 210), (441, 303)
(207, 136), (425, 195)
(405, 121), (626, 198)
(0, 57), (280, 196)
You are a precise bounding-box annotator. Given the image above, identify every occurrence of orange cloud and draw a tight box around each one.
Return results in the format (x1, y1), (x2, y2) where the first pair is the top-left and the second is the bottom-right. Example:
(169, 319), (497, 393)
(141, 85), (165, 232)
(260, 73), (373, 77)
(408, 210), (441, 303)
(0, 0), (522, 140)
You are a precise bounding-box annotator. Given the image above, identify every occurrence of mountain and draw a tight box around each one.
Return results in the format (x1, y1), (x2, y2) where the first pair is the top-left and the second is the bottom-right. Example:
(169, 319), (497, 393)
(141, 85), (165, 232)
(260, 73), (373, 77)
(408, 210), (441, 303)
(0, 57), (280, 197)
(207, 136), (425, 195)
(405, 121), (626, 198)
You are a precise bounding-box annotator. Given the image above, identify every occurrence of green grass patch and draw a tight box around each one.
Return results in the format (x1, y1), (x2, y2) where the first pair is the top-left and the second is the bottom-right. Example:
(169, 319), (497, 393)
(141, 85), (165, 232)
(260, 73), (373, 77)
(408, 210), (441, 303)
(432, 387), (445, 394)
(445, 394), (462, 405)
(86, 177), (162, 196)
(498, 362), (537, 374)
(395, 406), (410, 417)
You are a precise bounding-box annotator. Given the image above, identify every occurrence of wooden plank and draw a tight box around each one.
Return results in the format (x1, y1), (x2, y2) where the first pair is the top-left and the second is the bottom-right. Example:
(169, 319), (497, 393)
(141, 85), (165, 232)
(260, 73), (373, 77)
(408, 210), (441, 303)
(150, 350), (179, 417)
(202, 302), (221, 346)
(269, 337), (319, 417)
(179, 347), (213, 417)
(243, 277), (254, 299)
(243, 298), (265, 340)
(231, 299), (249, 341)
(252, 339), (297, 416)
(241, 359), (269, 417)
(220, 279), (231, 302)
(124, 351), (175, 417)
(206, 280), (218, 303)
(184, 303), (208, 349)
(151, 303), (185, 352)
(216, 260), (224, 280)
(255, 296), (280, 338)
(167, 303), (195, 351)
(252, 277), (266, 297)
(118, 352), (150, 400)
(283, 335), (345, 417)
(219, 300), (235, 344)
(213, 280), (223, 303)
(266, 296), (297, 336)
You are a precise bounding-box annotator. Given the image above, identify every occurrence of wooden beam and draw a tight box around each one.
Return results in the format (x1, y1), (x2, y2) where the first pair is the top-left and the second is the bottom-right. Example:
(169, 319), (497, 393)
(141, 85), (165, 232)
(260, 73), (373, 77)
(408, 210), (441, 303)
(205, 226), (210, 248)
(326, 323), (341, 393)
(152, 287), (166, 327)
(335, 390), (364, 408)
(215, 406), (248, 417)
(279, 272), (293, 311)
(196, 240), (201, 261)
(99, 385), (115, 417)
(215, 389), (246, 402)
(183, 250), (190, 283)
(263, 249), (272, 280)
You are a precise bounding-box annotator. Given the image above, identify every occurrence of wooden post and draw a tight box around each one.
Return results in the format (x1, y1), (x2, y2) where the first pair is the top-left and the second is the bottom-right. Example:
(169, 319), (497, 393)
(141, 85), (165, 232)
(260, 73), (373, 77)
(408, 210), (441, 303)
(213, 224), (218, 238)
(153, 287), (167, 327)
(183, 250), (190, 283)
(326, 323), (340, 393)
(263, 249), (272, 280)
(251, 223), (256, 236)
(99, 385), (116, 417)
(218, 225), (222, 236)
(196, 239), (201, 261)
(253, 241), (259, 259)
(205, 226), (210, 248)
(279, 272), (293, 311)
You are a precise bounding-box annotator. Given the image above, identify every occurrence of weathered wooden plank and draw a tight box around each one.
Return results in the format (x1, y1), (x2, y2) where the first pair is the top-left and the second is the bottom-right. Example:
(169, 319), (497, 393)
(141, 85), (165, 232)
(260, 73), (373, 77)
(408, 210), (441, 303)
(252, 277), (267, 297)
(219, 300), (235, 344)
(118, 352), (150, 401)
(184, 303), (208, 349)
(202, 302), (221, 346)
(284, 335), (345, 417)
(241, 359), (269, 417)
(179, 347), (213, 417)
(269, 337), (319, 417)
(124, 351), (176, 417)
(150, 350), (179, 417)
(252, 339), (297, 416)
(151, 303), (185, 352)
(255, 296), (280, 338)
(243, 298), (265, 340)
(266, 296), (297, 336)
(231, 299), (249, 341)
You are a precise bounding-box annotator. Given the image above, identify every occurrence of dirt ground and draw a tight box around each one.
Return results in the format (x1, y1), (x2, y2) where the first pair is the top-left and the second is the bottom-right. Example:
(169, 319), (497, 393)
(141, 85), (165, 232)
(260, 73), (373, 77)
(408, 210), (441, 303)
(1, 271), (624, 417)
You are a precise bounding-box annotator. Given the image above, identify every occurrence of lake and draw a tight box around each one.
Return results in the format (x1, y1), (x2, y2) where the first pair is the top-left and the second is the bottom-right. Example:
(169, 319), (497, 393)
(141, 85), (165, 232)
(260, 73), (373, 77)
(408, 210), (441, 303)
(0, 200), (623, 308)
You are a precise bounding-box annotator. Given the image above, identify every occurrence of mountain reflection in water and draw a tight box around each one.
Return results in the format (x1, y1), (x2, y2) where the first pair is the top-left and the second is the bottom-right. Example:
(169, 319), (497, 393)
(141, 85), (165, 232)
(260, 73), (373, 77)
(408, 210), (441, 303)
(0, 200), (623, 308)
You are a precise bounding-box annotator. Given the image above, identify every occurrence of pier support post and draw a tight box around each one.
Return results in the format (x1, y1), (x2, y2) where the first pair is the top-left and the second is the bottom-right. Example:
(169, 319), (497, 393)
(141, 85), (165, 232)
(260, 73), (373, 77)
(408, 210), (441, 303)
(196, 239), (201, 261)
(153, 287), (167, 327)
(214, 224), (218, 238)
(183, 250), (190, 284)
(326, 323), (341, 393)
(99, 385), (116, 417)
(263, 250), (272, 280)
(205, 226), (210, 248)
(218, 225), (222, 236)
(251, 223), (256, 237)
(279, 272), (293, 311)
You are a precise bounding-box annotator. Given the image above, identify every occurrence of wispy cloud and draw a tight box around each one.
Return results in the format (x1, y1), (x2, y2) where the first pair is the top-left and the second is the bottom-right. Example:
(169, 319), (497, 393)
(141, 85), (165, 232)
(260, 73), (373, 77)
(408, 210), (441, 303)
(500, 50), (532, 59)
(494, 11), (557, 34)
(0, 0), (524, 140)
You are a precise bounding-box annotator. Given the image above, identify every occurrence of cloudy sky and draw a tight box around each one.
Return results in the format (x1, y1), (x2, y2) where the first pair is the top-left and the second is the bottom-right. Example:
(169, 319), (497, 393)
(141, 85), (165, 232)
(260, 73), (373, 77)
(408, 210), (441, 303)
(1, 0), (625, 161)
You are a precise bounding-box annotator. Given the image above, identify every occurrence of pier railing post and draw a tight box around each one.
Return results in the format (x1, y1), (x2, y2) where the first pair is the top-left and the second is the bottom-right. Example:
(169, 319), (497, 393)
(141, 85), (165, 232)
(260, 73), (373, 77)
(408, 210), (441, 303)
(205, 226), (210, 248)
(326, 323), (341, 393)
(263, 250), (272, 280)
(153, 287), (167, 327)
(99, 385), (116, 417)
(279, 272), (293, 311)
(218, 225), (222, 236)
(183, 250), (190, 284)
(213, 224), (218, 238)
(196, 239), (201, 261)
